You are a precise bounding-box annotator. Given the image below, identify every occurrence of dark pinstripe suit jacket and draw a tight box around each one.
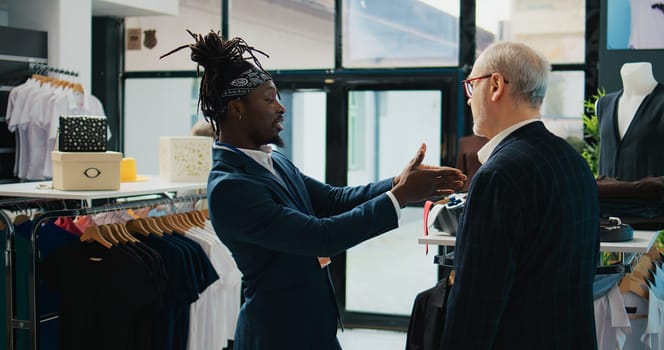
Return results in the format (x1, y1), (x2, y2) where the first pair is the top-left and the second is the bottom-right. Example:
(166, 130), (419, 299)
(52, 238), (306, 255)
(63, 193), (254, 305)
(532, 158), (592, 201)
(441, 121), (600, 349)
(207, 147), (398, 350)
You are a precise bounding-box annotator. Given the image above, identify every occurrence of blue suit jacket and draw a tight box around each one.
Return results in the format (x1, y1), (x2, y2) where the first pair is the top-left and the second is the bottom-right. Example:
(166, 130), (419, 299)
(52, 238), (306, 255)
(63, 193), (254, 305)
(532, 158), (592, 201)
(207, 146), (398, 350)
(441, 122), (600, 349)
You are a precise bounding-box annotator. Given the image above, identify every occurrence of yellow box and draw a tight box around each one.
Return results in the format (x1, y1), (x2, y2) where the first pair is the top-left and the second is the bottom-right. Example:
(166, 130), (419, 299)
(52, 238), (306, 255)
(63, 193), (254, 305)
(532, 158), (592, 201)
(51, 151), (122, 190)
(159, 136), (213, 182)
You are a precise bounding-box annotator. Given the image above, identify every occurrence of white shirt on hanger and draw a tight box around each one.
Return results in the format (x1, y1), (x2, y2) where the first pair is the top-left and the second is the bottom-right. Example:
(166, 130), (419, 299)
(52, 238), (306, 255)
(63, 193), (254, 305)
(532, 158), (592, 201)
(594, 284), (631, 350)
(185, 229), (228, 350)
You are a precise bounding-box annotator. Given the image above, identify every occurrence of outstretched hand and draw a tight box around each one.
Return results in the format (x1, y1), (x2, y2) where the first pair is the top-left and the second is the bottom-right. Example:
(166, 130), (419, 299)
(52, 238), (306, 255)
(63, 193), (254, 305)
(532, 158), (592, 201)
(391, 143), (466, 207)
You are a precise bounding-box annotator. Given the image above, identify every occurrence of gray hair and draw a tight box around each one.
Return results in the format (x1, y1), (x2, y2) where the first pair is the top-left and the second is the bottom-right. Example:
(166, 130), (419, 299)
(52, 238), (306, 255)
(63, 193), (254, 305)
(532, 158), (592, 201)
(478, 41), (550, 108)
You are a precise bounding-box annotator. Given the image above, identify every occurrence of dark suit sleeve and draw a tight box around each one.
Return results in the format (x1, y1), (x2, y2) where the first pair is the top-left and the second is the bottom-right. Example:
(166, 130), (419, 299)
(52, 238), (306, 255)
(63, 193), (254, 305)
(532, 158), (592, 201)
(441, 170), (519, 348)
(302, 175), (394, 217)
(209, 177), (399, 257)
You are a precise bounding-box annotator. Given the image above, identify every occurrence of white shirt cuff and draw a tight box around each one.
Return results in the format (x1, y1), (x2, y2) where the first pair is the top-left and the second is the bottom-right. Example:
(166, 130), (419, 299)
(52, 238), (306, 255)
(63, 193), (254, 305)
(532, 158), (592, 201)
(386, 191), (401, 221)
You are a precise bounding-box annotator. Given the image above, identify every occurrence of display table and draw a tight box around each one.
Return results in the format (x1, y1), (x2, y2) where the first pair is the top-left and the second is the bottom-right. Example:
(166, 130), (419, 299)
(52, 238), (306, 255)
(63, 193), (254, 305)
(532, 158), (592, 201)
(419, 230), (659, 253)
(419, 229), (660, 274)
(0, 175), (206, 205)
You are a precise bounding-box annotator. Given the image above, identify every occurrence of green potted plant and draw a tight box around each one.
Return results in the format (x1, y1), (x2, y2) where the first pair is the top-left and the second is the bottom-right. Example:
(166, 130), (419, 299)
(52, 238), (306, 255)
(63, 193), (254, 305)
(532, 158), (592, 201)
(581, 89), (605, 177)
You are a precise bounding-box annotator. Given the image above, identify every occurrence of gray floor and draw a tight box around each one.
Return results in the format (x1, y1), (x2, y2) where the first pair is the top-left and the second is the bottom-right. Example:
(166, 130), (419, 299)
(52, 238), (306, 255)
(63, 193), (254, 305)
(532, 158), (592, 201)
(337, 328), (406, 350)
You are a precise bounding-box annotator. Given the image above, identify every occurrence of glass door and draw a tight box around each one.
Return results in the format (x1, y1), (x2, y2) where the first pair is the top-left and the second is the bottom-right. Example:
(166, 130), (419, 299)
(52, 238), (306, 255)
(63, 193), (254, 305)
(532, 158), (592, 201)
(344, 88), (444, 321)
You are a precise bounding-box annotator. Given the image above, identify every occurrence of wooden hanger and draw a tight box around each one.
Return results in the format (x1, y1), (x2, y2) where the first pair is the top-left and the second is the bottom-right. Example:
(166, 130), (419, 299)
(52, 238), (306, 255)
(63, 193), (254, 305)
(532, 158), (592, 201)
(142, 218), (164, 237)
(117, 223), (139, 243)
(13, 214), (30, 226)
(171, 213), (190, 231)
(188, 210), (205, 227)
(181, 213), (198, 229)
(619, 274), (649, 299)
(126, 219), (149, 236)
(112, 223), (137, 243)
(165, 215), (187, 235)
(108, 223), (128, 243)
(98, 225), (120, 245)
(72, 83), (84, 94)
(147, 217), (171, 235)
(80, 226), (113, 248)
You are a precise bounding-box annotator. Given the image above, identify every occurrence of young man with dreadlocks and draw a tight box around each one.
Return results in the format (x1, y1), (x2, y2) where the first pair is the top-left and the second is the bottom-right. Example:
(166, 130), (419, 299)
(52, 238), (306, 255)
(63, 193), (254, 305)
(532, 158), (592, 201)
(162, 31), (466, 350)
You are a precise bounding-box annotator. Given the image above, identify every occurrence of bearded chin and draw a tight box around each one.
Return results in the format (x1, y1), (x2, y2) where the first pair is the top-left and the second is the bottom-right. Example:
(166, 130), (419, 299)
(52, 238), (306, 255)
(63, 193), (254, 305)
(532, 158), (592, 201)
(270, 135), (285, 148)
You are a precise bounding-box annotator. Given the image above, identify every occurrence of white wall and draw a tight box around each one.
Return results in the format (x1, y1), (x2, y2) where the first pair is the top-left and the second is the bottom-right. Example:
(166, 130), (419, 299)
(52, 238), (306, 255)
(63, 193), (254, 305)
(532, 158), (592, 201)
(229, 0), (333, 70)
(8, 0), (92, 91)
(124, 78), (195, 174)
(93, 0), (178, 16)
(125, 1), (333, 71)
(125, 5), (221, 71)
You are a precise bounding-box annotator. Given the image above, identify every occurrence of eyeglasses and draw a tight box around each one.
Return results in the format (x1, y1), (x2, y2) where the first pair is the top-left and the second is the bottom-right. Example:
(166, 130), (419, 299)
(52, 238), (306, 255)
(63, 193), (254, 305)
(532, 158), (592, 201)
(461, 73), (509, 98)
(461, 74), (492, 98)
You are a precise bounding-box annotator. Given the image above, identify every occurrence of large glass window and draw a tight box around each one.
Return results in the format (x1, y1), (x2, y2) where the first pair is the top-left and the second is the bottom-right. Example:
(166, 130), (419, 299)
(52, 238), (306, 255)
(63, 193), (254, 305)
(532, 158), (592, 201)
(229, 0), (334, 70)
(476, 0), (585, 63)
(540, 71), (585, 146)
(124, 78), (200, 174)
(343, 0), (460, 68)
(346, 90), (441, 315)
(274, 90), (327, 182)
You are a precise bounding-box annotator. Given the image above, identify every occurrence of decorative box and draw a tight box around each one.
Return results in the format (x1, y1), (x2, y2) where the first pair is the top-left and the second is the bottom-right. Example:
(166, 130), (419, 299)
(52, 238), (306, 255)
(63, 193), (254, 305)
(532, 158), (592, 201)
(51, 151), (122, 190)
(58, 115), (107, 152)
(159, 136), (213, 182)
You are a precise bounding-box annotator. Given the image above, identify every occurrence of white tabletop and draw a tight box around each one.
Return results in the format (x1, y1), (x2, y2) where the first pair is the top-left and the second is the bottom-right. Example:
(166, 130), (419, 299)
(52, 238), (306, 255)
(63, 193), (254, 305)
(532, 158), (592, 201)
(0, 175), (206, 201)
(419, 230), (660, 254)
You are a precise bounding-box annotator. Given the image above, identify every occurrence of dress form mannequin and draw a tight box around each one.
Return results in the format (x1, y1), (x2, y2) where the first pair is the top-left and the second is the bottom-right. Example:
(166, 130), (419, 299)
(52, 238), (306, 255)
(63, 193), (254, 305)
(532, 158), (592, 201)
(596, 61), (664, 181)
(617, 62), (658, 139)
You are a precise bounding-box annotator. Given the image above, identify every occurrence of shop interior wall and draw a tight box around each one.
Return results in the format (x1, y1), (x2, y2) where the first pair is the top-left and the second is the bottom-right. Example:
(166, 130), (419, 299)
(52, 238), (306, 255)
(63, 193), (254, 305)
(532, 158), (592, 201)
(8, 0), (92, 91)
(123, 1), (333, 175)
(598, 0), (664, 93)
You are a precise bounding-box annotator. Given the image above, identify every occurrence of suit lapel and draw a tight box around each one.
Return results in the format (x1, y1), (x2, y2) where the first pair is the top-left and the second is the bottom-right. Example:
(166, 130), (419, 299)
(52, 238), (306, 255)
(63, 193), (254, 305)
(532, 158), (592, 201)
(215, 148), (307, 212)
(272, 154), (313, 214)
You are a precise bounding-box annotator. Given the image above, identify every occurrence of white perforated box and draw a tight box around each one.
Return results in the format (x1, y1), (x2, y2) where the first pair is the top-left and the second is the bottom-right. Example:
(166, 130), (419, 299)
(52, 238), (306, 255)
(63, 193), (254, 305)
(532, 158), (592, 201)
(159, 136), (213, 182)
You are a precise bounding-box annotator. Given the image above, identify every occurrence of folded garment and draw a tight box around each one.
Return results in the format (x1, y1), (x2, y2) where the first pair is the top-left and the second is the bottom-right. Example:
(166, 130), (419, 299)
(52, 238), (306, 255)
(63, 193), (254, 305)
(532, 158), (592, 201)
(597, 176), (664, 202)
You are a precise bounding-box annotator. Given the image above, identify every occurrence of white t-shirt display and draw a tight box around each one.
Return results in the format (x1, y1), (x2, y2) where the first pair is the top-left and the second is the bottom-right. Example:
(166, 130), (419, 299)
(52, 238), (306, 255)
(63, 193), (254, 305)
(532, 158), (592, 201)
(4, 79), (107, 180)
(594, 284), (631, 350)
(184, 221), (242, 350)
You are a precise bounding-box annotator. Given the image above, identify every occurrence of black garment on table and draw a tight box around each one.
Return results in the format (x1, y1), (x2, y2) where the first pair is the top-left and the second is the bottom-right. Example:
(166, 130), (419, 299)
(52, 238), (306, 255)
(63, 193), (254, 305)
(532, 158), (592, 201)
(406, 266), (454, 350)
(597, 83), (664, 181)
(42, 242), (159, 350)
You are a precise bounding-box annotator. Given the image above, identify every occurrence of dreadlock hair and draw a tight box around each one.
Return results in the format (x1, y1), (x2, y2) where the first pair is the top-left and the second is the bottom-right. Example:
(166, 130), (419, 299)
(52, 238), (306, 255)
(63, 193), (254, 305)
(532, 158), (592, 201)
(160, 30), (271, 137)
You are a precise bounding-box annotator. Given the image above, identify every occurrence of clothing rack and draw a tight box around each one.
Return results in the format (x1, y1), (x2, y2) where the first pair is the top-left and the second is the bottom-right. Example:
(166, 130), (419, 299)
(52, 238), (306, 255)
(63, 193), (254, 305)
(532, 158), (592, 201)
(0, 178), (208, 350)
(28, 62), (79, 78)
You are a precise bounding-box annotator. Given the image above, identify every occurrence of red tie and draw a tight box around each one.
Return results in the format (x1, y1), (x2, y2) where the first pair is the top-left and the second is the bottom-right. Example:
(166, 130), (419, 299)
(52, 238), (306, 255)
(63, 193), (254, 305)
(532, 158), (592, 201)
(423, 200), (434, 255)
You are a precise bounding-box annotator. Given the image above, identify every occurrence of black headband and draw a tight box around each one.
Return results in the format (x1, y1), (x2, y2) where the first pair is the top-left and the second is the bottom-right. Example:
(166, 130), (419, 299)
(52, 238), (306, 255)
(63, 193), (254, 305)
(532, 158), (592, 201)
(221, 66), (272, 98)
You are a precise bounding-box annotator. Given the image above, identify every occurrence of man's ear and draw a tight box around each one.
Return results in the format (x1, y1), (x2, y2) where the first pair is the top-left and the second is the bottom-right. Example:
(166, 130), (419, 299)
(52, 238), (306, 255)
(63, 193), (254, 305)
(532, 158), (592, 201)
(490, 74), (507, 102)
(227, 98), (242, 115)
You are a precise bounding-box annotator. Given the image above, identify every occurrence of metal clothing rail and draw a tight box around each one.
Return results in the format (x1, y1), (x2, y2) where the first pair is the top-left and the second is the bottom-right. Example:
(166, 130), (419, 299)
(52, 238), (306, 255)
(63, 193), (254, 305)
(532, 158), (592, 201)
(28, 62), (79, 77)
(1, 192), (207, 350)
